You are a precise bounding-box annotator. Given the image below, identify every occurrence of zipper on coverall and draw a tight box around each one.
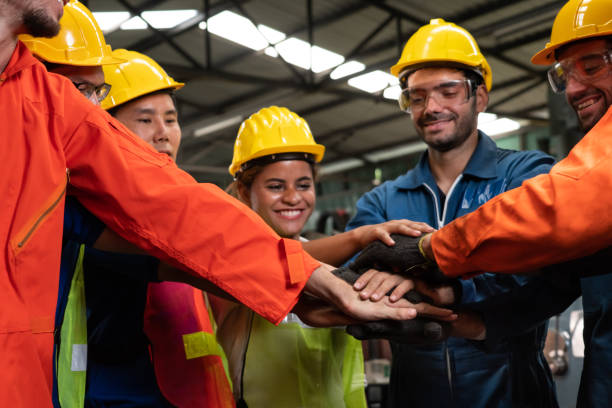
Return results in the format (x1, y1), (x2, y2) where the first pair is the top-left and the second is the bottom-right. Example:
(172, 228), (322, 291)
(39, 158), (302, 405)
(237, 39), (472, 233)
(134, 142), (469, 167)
(17, 169), (70, 248)
(422, 175), (462, 402)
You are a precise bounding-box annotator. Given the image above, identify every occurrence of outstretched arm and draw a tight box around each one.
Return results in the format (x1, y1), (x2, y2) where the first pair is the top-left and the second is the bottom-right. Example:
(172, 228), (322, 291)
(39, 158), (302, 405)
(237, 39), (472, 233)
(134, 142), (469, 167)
(302, 219), (434, 266)
(428, 108), (612, 277)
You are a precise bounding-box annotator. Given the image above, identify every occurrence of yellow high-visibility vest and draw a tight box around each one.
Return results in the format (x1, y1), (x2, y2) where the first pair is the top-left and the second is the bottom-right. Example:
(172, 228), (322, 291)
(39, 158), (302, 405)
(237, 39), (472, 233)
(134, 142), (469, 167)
(242, 314), (367, 408)
(57, 244), (88, 408)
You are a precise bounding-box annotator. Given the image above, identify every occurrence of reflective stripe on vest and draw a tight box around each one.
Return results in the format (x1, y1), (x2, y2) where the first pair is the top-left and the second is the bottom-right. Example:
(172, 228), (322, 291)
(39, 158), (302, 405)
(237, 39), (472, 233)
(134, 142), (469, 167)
(144, 281), (235, 408)
(58, 244), (87, 408)
(242, 314), (367, 408)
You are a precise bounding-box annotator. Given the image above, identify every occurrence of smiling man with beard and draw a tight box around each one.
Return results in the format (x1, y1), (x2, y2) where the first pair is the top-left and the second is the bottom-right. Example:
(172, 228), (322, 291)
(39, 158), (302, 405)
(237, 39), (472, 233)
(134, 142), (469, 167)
(346, 19), (562, 408)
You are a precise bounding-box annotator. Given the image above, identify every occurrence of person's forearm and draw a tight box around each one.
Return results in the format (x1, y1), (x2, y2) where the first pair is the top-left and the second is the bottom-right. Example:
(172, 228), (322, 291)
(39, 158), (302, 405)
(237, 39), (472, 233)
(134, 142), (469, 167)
(157, 261), (238, 302)
(66, 109), (319, 324)
(302, 231), (361, 266)
(430, 107), (612, 278)
(93, 228), (147, 254)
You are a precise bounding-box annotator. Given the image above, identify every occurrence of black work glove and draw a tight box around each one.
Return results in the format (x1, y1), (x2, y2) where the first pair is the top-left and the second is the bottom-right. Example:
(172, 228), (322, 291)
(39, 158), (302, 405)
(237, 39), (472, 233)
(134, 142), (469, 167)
(350, 233), (450, 285)
(347, 318), (451, 344)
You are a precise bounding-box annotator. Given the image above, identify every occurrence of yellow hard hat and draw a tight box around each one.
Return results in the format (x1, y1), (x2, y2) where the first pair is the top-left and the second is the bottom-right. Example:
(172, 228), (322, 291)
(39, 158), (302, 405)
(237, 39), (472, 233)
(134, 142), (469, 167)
(229, 106), (325, 176)
(531, 0), (612, 65)
(390, 18), (492, 91)
(19, 0), (122, 66)
(101, 49), (184, 110)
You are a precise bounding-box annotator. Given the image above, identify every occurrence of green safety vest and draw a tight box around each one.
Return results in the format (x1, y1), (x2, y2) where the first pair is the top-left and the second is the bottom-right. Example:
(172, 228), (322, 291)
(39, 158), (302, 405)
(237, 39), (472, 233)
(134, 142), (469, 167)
(57, 244), (88, 408)
(242, 314), (367, 408)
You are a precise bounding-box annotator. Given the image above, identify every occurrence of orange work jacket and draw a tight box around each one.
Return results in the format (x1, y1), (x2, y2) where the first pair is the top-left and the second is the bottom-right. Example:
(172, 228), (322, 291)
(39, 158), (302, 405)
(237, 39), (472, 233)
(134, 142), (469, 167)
(144, 282), (235, 408)
(1, 41), (318, 407)
(432, 105), (612, 278)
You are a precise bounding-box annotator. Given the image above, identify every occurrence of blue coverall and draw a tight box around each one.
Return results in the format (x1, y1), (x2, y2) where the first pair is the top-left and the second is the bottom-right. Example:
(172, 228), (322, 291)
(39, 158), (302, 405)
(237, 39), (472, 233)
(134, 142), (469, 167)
(347, 133), (564, 408)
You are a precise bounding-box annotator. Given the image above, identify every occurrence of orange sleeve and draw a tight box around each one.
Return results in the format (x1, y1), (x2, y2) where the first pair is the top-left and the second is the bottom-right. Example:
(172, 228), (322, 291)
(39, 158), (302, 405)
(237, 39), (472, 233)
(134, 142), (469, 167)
(432, 105), (612, 278)
(62, 101), (319, 325)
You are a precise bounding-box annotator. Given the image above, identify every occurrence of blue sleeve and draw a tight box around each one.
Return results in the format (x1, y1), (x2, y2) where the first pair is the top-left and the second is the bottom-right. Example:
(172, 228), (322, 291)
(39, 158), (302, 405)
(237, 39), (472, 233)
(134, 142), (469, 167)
(346, 187), (388, 231)
(459, 150), (578, 339)
(343, 188), (389, 266)
(469, 266), (581, 347)
(504, 149), (556, 190)
(64, 196), (105, 245)
(457, 150), (556, 303)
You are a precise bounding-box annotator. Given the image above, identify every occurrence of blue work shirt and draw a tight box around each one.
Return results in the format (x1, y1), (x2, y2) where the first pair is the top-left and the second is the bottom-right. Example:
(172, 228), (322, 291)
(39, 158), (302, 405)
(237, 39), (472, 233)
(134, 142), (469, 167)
(55, 198), (171, 408)
(347, 133), (561, 408)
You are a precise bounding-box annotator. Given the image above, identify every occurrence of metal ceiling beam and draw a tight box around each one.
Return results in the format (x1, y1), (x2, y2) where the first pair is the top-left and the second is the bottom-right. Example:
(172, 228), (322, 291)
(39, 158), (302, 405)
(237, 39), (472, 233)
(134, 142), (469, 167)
(315, 112), (405, 145)
(488, 78), (547, 111)
(352, 0), (552, 78)
(469, 0), (563, 37)
(362, 0), (425, 26)
(170, 0), (553, 165)
(116, 0), (205, 69)
(210, 1), (371, 71)
(298, 97), (353, 116)
(493, 28), (554, 53)
(204, 0), (212, 69)
(124, 0), (248, 52)
(227, 0), (307, 84)
(451, 0), (533, 24)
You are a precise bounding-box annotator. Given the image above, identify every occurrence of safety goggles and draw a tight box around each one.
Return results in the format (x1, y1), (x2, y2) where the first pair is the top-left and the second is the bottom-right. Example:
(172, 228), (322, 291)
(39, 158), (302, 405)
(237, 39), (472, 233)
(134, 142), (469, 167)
(547, 49), (612, 93)
(398, 79), (475, 113)
(72, 81), (112, 103)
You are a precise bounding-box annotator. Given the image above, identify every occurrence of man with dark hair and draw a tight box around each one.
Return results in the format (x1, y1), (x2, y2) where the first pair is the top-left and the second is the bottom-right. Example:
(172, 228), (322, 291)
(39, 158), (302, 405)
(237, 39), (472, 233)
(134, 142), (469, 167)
(362, 1), (612, 406)
(346, 19), (561, 407)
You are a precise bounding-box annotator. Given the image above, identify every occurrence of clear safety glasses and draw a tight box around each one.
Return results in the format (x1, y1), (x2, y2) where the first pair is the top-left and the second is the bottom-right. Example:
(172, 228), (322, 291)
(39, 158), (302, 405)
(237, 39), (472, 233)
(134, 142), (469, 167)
(398, 79), (475, 113)
(547, 50), (612, 93)
(72, 81), (112, 103)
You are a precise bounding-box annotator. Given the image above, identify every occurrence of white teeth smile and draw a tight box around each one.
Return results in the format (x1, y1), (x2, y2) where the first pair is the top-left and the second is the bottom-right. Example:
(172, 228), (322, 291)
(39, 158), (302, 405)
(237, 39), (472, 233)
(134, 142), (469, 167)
(577, 98), (597, 110)
(279, 210), (302, 217)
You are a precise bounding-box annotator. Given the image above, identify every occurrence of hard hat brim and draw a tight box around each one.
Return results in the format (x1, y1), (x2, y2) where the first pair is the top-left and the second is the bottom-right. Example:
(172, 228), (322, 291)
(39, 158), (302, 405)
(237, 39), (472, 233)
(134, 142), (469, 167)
(229, 143), (325, 176)
(531, 31), (612, 65)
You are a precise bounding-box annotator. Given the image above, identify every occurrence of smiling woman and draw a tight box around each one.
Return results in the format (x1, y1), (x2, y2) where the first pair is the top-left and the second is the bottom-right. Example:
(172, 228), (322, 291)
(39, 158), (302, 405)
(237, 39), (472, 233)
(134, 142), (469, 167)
(211, 106), (368, 408)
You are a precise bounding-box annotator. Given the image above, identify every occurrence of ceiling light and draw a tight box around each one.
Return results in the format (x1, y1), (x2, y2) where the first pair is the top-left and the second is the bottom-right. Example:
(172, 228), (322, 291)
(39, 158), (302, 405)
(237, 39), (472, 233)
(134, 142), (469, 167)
(383, 85), (401, 100)
(364, 141), (427, 162)
(194, 115), (244, 138)
(120, 17), (147, 30)
(311, 46), (344, 73)
(206, 10), (268, 51)
(264, 47), (279, 58)
(348, 70), (397, 93)
(478, 117), (522, 136)
(478, 112), (498, 123)
(120, 9), (198, 30)
(274, 38), (312, 70)
(330, 60), (365, 80)
(320, 158), (364, 175)
(274, 38), (344, 72)
(198, 21), (207, 30)
(92, 11), (130, 33)
(257, 24), (286, 44)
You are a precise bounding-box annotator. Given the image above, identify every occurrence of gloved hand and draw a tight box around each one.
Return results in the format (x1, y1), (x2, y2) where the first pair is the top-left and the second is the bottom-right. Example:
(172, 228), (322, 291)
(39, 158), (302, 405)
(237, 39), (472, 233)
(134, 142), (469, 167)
(350, 233), (449, 285)
(332, 266), (451, 344)
(347, 318), (451, 344)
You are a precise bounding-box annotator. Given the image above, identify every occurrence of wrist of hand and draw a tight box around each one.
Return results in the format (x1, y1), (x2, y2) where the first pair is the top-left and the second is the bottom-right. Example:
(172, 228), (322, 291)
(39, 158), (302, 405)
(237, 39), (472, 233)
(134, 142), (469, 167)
(418, 233), (435, 263)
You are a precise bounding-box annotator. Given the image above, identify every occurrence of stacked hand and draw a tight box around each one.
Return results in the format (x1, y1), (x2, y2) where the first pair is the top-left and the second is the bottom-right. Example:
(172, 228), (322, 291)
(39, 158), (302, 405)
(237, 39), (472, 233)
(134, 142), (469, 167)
(332, 265), (456, 344)
(332, 234), (464, 344)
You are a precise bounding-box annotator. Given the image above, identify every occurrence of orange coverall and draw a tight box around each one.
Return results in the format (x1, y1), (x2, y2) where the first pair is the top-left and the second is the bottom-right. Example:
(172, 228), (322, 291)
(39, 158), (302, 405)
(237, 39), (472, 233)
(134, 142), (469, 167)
(1, 42), (319, 407)
(431, 105), (612, 278)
